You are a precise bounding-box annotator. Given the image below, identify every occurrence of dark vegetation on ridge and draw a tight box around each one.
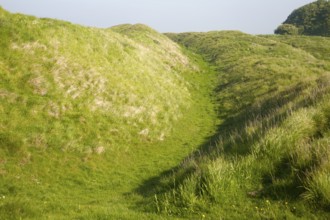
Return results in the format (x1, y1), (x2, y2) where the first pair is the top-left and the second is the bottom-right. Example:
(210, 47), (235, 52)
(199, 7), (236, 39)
(275, 0), (330, 36)
(1, 2), (330, 219)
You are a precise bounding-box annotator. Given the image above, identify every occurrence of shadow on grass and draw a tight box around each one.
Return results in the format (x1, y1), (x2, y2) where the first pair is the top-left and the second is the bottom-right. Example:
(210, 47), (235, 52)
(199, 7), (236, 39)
(131, 77), (329, 212)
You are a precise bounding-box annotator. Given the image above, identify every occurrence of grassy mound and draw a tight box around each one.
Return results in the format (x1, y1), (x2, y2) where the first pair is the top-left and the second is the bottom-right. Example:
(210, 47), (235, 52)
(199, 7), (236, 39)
(0, 8), (197, 150)
(155, 31), (330, 218)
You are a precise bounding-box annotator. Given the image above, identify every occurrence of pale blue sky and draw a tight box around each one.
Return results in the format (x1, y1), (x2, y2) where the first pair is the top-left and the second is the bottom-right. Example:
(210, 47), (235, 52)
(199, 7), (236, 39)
(0, 0), (315, 34)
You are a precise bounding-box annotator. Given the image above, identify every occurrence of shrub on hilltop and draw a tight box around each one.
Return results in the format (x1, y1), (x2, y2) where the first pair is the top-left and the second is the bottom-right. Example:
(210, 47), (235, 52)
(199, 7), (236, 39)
(275, 0), (330, 36)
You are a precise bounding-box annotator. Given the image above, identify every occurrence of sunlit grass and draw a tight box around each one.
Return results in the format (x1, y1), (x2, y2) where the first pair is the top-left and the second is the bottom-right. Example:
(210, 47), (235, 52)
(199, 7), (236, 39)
(1, 6), (330, 219)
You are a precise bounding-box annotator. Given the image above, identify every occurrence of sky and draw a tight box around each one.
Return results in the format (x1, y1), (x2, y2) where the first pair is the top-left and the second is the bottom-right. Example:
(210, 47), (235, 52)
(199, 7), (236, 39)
(0, 0), (315, 34)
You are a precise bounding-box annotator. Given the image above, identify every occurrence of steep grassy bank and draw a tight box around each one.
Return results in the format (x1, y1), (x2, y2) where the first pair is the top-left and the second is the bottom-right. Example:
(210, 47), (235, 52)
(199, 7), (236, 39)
(155, 32), (330, 218)
(0, 8), (220, 219)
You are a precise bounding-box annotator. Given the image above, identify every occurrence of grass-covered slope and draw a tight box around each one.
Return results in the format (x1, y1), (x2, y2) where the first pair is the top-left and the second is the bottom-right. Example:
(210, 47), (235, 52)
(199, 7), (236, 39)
(264, 34), (330, 61)
(157, 31), (330, 218)
(0, 8), (220, 219)
(0, 8), (195, 149)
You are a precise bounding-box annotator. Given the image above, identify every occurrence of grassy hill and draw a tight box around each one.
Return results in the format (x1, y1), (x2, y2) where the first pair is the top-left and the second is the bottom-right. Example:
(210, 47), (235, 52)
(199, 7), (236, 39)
(0, 8), (196, 147)
(1, 6), (330, 220)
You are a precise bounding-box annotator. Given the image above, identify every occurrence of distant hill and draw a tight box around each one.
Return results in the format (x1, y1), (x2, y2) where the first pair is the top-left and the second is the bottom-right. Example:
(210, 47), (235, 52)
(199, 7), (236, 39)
(275, 0), (330, 36)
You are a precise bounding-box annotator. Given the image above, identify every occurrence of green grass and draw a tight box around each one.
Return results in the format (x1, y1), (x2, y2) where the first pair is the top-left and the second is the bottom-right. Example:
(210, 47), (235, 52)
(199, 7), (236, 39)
(1, 7), (330, 219)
